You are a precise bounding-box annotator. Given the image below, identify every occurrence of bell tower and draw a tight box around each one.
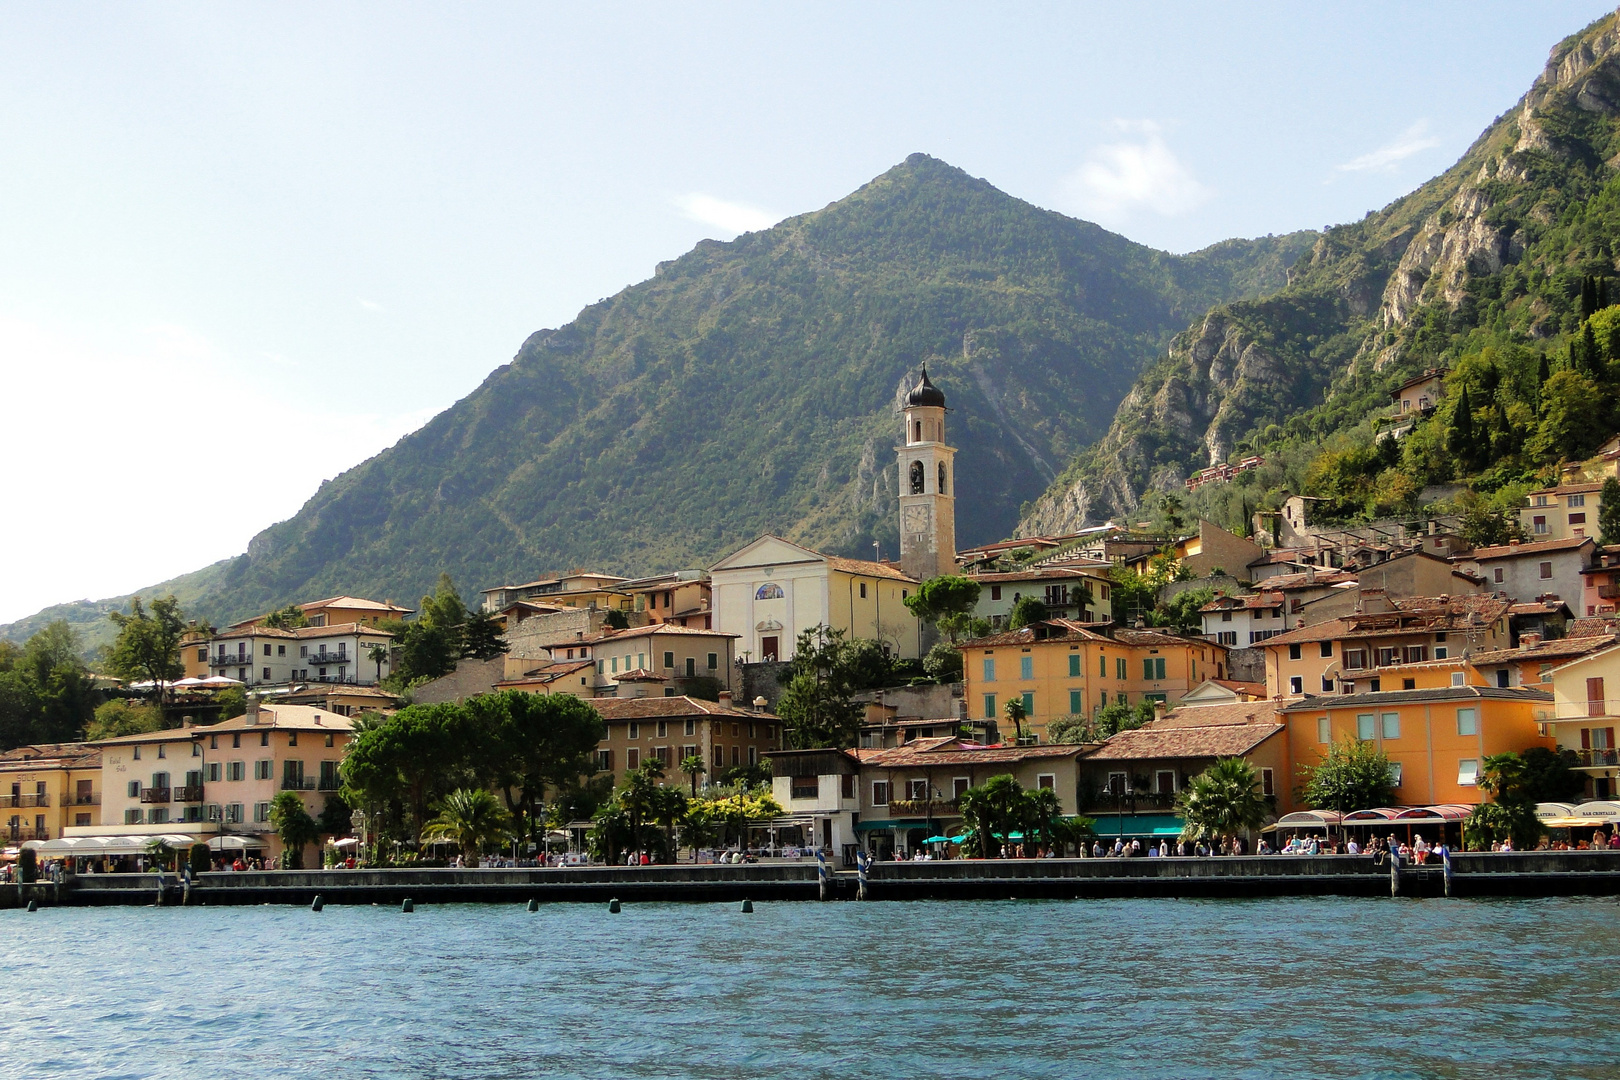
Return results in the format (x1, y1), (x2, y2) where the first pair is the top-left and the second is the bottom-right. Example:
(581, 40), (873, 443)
(896, 368), (957, 581)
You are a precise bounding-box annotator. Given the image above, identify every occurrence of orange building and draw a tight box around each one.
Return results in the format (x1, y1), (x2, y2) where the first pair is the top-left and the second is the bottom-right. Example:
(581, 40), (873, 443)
(1281, 686), (1554, 808)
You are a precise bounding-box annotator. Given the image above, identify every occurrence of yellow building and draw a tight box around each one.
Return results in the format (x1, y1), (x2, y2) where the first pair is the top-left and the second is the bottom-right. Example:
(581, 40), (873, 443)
(0, 743), (102, 843)
(710, 536), (922, 662)
(1545, 642), (1620, 801)
(479, 573), (635, 615)
(958, 620), (1228, 742)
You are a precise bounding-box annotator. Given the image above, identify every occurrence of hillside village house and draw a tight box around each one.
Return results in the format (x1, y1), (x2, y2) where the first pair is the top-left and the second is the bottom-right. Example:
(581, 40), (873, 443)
(1545, 643), (1620, 800)
(620, 571), (714, 628)
(1261, 593), (1512, 699)
(958, 620), (1228, 741)
(1281, 686), (1554, 808)
(1386, 368), (1447, 440)
(1, 743), (102, 843)
(1123, 519), (1265, 583)
(1456, 536), (1593, 614)
(767, 738), (1088, 863)
(479, 572), (633, 614)
(591, 693), (781, 788)
(69, 702), (353, 863)
(1520, 481), (1606, 541)
(209, 622), (395, 687)
(1294, 550), (1484, 627)
(710, 536), (921, 663)
(967, 565), (1113, 629)
(1579, 547), (1620, 617)
(229, 595), (413, 631)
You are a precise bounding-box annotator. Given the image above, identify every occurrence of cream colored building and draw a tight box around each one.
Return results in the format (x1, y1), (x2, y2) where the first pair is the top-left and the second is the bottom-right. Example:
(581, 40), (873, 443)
(710, 535), (922, 662)
(1546, 642), (1620, 801)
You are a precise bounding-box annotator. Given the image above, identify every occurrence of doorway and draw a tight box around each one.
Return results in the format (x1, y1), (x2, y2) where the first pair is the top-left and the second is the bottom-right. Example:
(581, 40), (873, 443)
(761, 636), (779, 662)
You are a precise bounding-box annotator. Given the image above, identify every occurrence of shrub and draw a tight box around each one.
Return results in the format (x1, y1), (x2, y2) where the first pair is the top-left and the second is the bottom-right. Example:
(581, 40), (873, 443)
(17, 848), (37, 883)
(188, 842), (212, 875)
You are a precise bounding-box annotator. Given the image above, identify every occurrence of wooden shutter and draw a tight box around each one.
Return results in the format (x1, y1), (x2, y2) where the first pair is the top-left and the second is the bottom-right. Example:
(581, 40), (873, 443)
(1589, 677), (1606, 717)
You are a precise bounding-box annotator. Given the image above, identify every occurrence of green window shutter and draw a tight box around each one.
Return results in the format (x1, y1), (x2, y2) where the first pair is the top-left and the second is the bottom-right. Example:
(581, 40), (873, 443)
(1069, 690), (1082, 713)
(1068, 654), (1081, 677)
(1021, 691), (1034, 715)
(983, 694), (996, 719)
(1142, 659), (1152, 680)
(1020, 656), (1033, 680)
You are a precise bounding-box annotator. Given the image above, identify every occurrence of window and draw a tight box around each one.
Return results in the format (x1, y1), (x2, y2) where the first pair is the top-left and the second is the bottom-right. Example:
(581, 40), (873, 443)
(262, 667), (271, 681)
(147, 808), (169, 825)
(872, 781), (890, 806)
(127, 780), (140, 798)
(1317, 716), (1331, 743)
(1570, 494), (1586, 507)
(1321, 676), (1334, 692)
(990, 585), (1002, 601)
(156, 744), (165, 759)
(1069, 690), (1083, 714)
(124, 808), (142, 825)
(1021, 691), (1034, 716)
(791, 776), (819, 800)
(225, 803), (244, 824)
(1456, 708), (1478, 736)
(1216, 632), (1237, 646)
(227, 761), (245, 782)
(1261, 768), (1275, 797)
(1037, 774), (1055, 791)
(254, 802), (271, 823)
(1381, 713), (1400, 739)
(1356, 713), (1375, 740)
(1099, 654), (1107, 677)
(1155, 771), (1174, 793)
(205, 763), (221, 783)
(1570, 513), (1587, 525)
(684, 718), (695, 737)
(628, 722), (640, 739)
(1434, 647), (1448, 660)
(1116, 657), (1127, 680)
(1539, 562), (1553, 579)
(1388, 762), (1403, 787)
(1068, 653), (1081, 677)
(907, 779), (928, 801)
(663, 651), (674, 669)
(656, 721), (668, 739)
(707, 653), (718, 670)
(859, 583), (868, 599)
(983, 694), (996, 719)
(952, 777), (969, 800)
(260, 731), (269, 747)
(1404, 646), (1427, 664)
(755, 583), (783, 600)
(1589, 677), (1608, 716)
(1343, 649), (1366, 670)
(1320, 642), (1333, 658)
(626, 748), (640, 770)
(1289, 676), (1302, 695)
(263, 643), (272, 657)
(685, 657), (696, 678)
(982, 657), (996, 681)
(1288, 644), (1301, 660)
(1143, 657), (1166, 680)
(278, 645), (286, 655)
(712, 746), (724, 767)
(254, 760), (273, 780)
(1107, 772), (1127, 796)
(1020, 655), (1034, 680)
(1221, 611), (1232, 622)
(1533, 515), (1548, 534)
(1450, 672), (1466, 687)
(1458, 759), (1479, 786)
(288, 731), (297, 747)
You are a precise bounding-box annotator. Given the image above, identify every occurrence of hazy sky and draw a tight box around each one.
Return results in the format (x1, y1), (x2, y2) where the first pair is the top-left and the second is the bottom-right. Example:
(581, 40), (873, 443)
(1, 2), (1613, 624)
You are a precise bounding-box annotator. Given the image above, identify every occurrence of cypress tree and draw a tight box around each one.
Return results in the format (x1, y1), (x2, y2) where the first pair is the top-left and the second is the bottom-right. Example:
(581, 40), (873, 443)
(1601, 476), (1620, 548)
(1582, 275), (1598, 320)
(1601, 276), (1611, 311)
(1583, 321), (1600, 377)
(1537, 351), (1551, 387)
(1569, 339), (1581, 374)
(1448, 384), (1476, 469)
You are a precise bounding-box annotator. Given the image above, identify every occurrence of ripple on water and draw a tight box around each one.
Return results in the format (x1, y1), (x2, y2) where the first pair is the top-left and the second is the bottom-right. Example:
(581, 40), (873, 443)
(2, 897), (1618, 1080)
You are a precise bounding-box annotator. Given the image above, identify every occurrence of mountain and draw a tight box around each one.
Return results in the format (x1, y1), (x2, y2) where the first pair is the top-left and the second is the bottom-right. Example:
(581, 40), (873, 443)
(1021, 10), (1620, 536)
(3, 154), (1314, 650)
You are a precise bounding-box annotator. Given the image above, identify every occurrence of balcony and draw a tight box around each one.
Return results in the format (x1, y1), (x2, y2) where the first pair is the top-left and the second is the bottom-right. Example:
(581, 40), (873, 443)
(1599, 585), (1620, 601)
(1572, 748), (1620, 769)
(280, 778), (317, 792)
(173, 784), (203, 803)
(212, 654), (251, 669)
(61, 792), (100, 806)
(4, 829), (48, 842)
(309, 653), (349, 667)
(316, 776), (343, 792)
(885, 798), (960, 817)
(0, 794), (51, 808)
(1080, 790), (1180, 814)
(139, 787), (171, 804)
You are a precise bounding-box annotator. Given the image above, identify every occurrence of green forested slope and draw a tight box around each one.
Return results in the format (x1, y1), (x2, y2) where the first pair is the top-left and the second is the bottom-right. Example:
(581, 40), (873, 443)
(1021, 10), (1620, 537)
(4, 154), (1313, 647)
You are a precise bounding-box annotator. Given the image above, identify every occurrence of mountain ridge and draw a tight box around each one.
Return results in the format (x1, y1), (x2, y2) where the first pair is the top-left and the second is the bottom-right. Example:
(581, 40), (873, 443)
(3, 154), (1313, 652)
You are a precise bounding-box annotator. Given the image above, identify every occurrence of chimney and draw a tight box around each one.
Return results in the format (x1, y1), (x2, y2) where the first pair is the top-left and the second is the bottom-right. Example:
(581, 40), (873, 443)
(1520, 632), (1542, 651)
(754, 696), (768, 713)
(1153, 700), (1167, 723)
(245, 694), (260, 725)
(314, 713), (323, 726)
(181, 715), (194, 729)
(717, 690), (733, 709)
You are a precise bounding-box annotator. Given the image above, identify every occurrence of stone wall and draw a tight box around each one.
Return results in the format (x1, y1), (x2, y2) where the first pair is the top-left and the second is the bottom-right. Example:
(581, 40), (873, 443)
(740, 661), (792, 709)
(413, 656), (506, 705)
(1226, 647), (1265, 685)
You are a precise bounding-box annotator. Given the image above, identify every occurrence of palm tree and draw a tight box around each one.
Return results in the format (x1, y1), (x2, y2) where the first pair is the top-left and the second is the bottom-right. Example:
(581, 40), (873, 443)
(1003, 697), (1028, 743)
(1176, 758), (1268, 847)
(680, 754), (707, 796)
(368, 643), (389, 685)
(268, 791), (320, 868)
(424, 788), (511, 866)
(958, 774), (1027, 859)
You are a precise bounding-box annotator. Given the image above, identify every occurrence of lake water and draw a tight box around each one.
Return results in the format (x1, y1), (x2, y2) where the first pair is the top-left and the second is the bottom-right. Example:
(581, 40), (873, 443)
(2, 896), (1616, 1079)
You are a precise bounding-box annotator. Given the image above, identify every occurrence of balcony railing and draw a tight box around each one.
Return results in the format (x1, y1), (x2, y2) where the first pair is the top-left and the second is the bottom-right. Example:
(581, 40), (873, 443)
(4, 829), (48, 842)
(61, 792), (100, 806)
(0, 794), (51, 808)
(885, 798), (960, 817)
(173, 785), (203, 803)
(1572, 748), (1620, 768)
(280, 778), (317, 791)
(213, 654), (250, 668)
(1598, 584), (1620, 601)
(316, 776), (342, 792)
(139, 787), (171, 804)
(1080, 790), (1180, 814)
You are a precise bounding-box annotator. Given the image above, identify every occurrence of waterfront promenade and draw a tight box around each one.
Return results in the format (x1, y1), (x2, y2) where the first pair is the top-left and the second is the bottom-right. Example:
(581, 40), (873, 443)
(5, 851), (1619, 908)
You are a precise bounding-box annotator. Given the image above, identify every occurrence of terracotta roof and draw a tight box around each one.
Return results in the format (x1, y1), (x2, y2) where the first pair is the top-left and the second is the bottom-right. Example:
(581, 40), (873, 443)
(1153, 700), (1283, 728)
(1088, 719), (1282, 761)
(500, 660), (596, 686)
(614, 669), (668, 682)
(591, 696), (778, 721)
(1468, 635), (1618, 666)
(824, 556), (917, 582)
(302, 596), (413, 614)
(967, 567), (1104, 584)
(1239, 569), (1358, 590)
(1206, 679), (1269, 696)
(1111, 628), (1218, 649)
(1471, 536), (1594, 560)
(1525, 481), (1607, 496)
(1507, 600), (1571, 615)
(958, 620), (1111, 649)
(1280, 686), (1552, 712)
(1570, 617), (1620, 637)
(861, 738), (1087, 768)
(580, 624), (738, 644)
(1201, 592), (1284, 613)
(0, 742), (101, 769)
(214, 622), (394, 641)
(203, 704), (356, 733)
(1261, 595), (1512, 647)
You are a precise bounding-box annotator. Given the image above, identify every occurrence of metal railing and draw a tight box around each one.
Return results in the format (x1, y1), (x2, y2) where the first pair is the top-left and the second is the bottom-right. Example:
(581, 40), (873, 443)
(0, 794), (50, 808)
(1572, 748), (1620, 768)
(885, 798), (961, 816)
(316, 776), (342, 792)
(61, 792), (100, 806)
(1080, 790), (1180, 813)
(173, 785), (203, 803)
(4, 829), (48, 841)
(139, 787), (171, 804)
(280, 778), (317, 791)
(212, 653), (251, 668)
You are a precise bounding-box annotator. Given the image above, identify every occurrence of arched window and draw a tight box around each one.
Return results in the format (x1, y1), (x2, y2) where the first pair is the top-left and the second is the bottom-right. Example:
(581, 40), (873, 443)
(755, 583), (784, 600)
(909, 460), (924, 494)
(938, 462), (947, 495)
(913, 420), (922, 443)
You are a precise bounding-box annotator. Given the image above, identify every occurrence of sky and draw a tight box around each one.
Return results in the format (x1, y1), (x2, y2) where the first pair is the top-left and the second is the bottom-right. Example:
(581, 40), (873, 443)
(1, 2), (1614, 626)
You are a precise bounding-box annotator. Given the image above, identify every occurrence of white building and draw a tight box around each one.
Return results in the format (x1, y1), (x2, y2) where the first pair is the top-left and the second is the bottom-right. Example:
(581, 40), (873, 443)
(209, 623), (395, 687)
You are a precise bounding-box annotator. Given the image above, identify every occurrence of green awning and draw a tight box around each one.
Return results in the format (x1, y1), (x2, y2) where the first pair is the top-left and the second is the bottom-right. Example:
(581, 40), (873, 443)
(1097, 814), (1185, 837)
